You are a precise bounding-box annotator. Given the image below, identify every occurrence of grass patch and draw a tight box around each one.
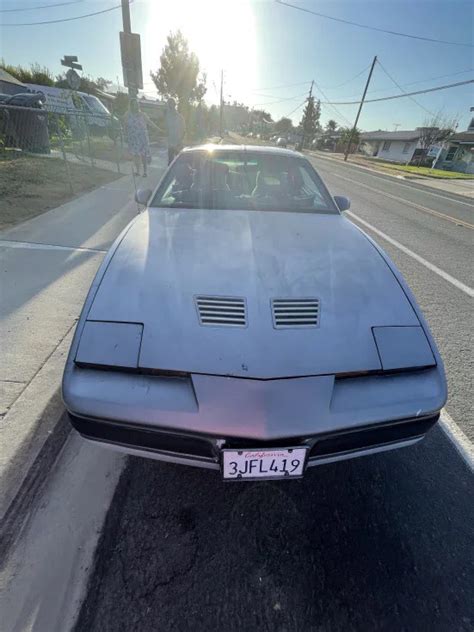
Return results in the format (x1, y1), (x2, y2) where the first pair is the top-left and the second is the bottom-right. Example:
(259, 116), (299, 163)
(382, 164), (473, 179)
(357, 157), (473, 179)
(0, 152), (121, 230)
(53, 136), (131, 164)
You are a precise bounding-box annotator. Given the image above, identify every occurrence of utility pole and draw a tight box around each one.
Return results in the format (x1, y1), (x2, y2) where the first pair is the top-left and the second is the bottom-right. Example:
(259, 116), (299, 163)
(300, 80), (314, 150)
(344, 55), (377, 161)
(121, 0), (139, 98)
(219, 70), (224, 137)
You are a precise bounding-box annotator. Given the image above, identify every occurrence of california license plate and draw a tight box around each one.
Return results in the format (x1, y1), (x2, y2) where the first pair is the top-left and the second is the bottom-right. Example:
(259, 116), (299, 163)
(222, 447), (308, 481)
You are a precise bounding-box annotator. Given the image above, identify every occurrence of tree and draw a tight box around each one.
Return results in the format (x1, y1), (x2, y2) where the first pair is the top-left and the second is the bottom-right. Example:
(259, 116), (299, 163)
(418, 112), (457, 150)
(95, 77), (112, 91)
(150, 30), (206, 112)
(299, 96), (321, 147)
(0, 61), (55, 86)
(339, 126), (361, 153)
(414, 112), (457, 165)
(275, 117), (293, 135)
(252, 109), (273, 123)
(55, 74), (106, 96)
(325, 119), (338, 132)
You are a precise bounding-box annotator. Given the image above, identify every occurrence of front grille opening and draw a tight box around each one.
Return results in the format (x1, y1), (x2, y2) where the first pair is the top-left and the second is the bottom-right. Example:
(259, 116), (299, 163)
(71, 415), (216, 460)
(195, 296), (247, 327)
(272, 298), (320, 328)
(309, 415), (438, 459)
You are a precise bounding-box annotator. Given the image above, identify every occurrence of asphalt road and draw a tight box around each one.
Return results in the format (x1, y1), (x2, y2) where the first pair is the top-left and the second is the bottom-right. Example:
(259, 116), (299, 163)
(75, 154), (473, 632)
(307, 155), (473, 440)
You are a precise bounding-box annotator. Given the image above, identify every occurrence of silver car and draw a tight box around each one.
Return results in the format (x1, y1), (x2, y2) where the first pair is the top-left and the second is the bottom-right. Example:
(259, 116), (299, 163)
(63, 145), (447, 481)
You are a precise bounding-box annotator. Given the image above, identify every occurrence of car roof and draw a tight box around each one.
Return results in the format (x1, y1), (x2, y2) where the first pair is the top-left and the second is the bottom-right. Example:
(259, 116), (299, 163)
(182, 143), (302, 158)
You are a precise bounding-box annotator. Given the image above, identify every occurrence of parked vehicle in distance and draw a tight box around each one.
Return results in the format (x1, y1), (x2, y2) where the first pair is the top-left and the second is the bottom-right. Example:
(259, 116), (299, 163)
(25, 83), (112, 133)
(276, 137), (287, 147)
(63, 145), (447, 481)
(2, 92), (45, 108)
(0, 91), (49, 153)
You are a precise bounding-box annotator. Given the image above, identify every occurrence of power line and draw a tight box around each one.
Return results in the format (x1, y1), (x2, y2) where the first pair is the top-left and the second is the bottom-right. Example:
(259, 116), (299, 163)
(250, 90), (305, 99)
(0, 0), (84, 12)
(252, 67), (474, 100)
(319, 79), (474, 105)
(251, 90), (309, 107)
(250, 80), (313, 92)
(376, 59), (436, 117)
(335, 68), (474, 100)
(275, 0), (474, 47)
(311, 79), (353, 127)
(320, 64), (371, 90)
(1, 2), (125, 25)
(284, 98), (307, 119)
(251, 66), (370, 94)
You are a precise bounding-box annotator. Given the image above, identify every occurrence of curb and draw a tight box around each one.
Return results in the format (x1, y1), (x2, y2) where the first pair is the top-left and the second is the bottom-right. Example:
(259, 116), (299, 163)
(0, 328), (75, 525)
(307, 151), (474, 199)
(0, 412), (70, 560)
(0, 432), (124, 632)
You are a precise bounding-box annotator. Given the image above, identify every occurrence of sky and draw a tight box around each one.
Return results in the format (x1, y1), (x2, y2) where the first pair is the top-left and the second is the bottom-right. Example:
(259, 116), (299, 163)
(1, 0), (473, 131)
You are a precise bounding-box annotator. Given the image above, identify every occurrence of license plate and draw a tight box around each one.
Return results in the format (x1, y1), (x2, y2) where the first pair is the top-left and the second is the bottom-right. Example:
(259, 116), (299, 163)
(222, 447), (308, 481)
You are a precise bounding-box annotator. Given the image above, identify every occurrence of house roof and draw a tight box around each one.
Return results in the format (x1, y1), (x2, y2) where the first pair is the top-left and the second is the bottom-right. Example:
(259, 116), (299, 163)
(0, 68), (26, 88)
(448, 131), (474, 144)
(361, 129), (422, 142)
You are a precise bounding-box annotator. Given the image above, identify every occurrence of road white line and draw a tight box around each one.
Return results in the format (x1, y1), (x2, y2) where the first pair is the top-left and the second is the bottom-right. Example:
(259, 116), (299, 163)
(0, 240), (106, 254)
(335, 174), (474, 229)
(311, 153), (474, 207)
(440, 409), (473, 471)
(347, 212), (474, 298)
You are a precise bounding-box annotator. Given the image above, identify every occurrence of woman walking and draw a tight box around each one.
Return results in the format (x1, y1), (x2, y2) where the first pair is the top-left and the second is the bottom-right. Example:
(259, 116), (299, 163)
(124, 99), (160, 177)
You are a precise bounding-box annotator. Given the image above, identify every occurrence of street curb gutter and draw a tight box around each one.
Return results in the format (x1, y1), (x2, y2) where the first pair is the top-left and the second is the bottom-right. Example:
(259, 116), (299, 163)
(0, 328), (75, 525)
(307, 151), (474, 200)
(0, 433), (125, 632)
(0, 412), (70, 560)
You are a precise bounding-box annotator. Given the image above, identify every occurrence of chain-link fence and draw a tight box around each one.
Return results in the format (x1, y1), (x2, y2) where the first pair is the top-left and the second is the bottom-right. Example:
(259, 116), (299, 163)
(0, 99), (142, 195)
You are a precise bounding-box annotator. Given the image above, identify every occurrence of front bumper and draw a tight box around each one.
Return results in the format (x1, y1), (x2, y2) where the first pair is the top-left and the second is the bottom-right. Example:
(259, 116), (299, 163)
(69, 411), (439, 470)
(63, 364), (446, 469)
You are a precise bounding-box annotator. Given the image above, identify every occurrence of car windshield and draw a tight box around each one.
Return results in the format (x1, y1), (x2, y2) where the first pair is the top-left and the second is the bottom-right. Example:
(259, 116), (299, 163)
(81, 95), (110, 115)
(150, 150), (338, 213)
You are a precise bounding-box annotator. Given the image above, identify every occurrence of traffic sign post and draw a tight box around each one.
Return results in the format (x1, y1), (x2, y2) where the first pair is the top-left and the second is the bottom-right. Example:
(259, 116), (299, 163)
(66, 68), (81, 90)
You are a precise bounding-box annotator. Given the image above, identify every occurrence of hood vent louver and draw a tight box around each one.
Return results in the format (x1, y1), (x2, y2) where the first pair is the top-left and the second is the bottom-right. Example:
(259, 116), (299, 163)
(272, 298), (320, 328)
(195, 296), (247, 327)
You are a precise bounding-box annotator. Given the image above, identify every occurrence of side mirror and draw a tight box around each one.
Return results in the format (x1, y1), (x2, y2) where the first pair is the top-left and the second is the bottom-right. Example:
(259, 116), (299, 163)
(135, 188), (152, 206)
(334, 195), (351, 212)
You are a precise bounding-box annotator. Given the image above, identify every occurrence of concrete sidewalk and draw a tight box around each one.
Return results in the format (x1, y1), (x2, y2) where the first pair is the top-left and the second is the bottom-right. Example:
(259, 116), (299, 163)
(309, 150), (474, 199)
(0, 149), (166, 523)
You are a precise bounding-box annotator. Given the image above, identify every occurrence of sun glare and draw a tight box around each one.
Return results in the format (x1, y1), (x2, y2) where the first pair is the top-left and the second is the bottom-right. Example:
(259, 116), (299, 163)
(144, 0), (257, 104)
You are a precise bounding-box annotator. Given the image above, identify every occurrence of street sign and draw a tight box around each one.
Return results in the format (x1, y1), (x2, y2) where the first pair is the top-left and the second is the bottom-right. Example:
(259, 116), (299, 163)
(120, 31), (143, 89)
(61, 56), (83, 71)
(66, 68), (81, 90)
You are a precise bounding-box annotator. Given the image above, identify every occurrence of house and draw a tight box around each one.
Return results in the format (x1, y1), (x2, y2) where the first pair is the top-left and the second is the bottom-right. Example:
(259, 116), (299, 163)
(0, 68), (28, 96)
(435, 116), (474, 174)
(360, 129), (425, 163)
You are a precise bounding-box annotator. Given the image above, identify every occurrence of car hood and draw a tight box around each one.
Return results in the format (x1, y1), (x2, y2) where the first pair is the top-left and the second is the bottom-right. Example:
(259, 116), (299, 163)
(85, 208), (421, 378)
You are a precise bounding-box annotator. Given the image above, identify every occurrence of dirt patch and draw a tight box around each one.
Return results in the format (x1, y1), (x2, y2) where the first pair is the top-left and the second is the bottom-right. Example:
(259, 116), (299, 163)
(0, 152), (120, 230)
